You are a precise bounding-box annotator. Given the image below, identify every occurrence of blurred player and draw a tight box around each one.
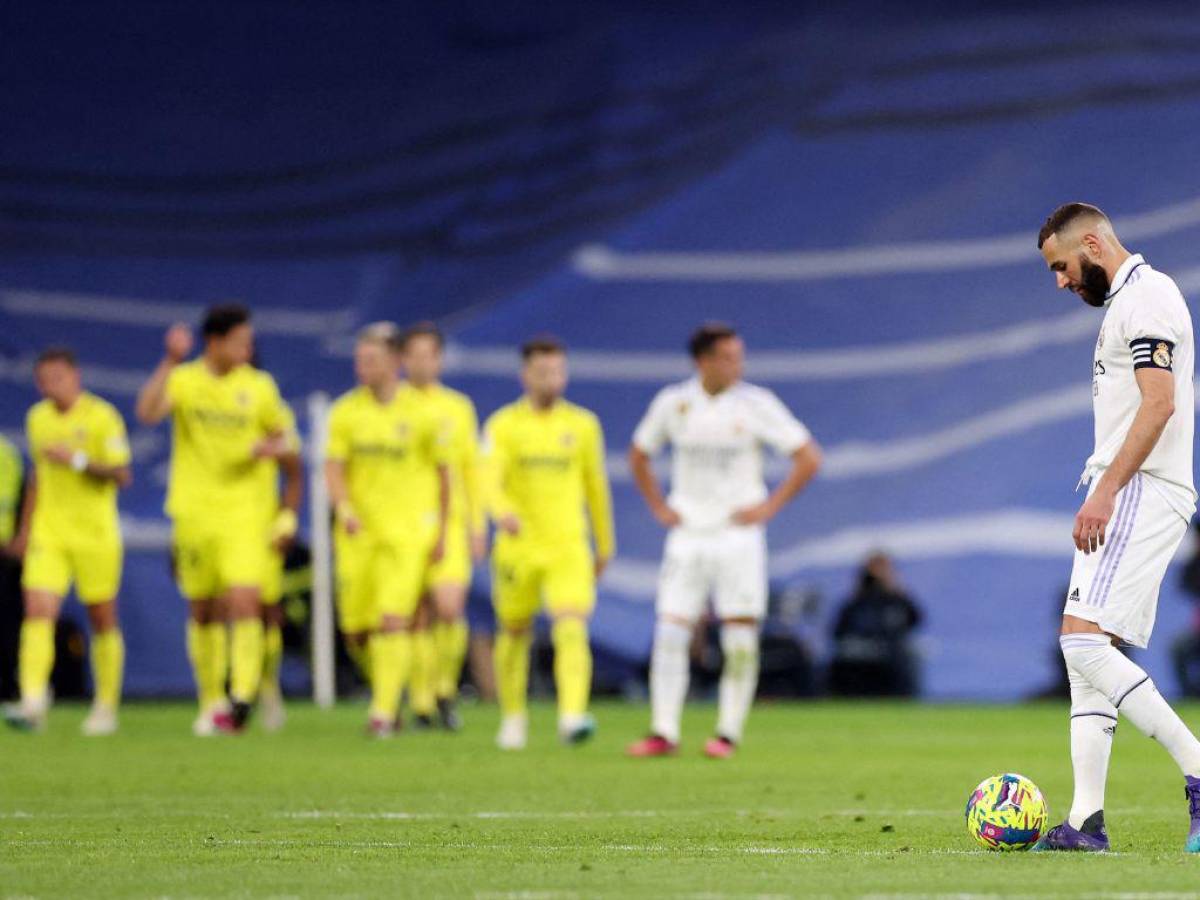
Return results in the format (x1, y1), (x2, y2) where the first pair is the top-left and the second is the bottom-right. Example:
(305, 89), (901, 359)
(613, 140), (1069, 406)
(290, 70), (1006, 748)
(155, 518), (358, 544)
(403, 322), (484, 731)
(626, 323), (821, 759)
(136, 305), (292, 734)
(254, 389), (303, 732)
(1033, 203), (1200, 853)
(483, 336), (614, 750)
(324, 323), (450, 737)
(6, 347), (131, 734)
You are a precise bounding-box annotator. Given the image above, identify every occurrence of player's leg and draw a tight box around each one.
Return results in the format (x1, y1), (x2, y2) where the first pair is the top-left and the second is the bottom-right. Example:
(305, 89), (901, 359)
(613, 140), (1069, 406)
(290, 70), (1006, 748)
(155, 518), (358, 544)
(707, 526), (767, 759)
(628, 530), (705, 756)
(76, 537), (125, 736)
(335, 530), (373, 685)
(492, 544), (538, 750)
(545, 544), (597, 744)
(430, 529), (471, 730)
(9, 536), (69, 730)
(407, 594), (438, 726)
(259, 596), (286, 733)
(216, 518), (271, 730)
(174, 520), (226, 732)
(366, 540), (424, 736)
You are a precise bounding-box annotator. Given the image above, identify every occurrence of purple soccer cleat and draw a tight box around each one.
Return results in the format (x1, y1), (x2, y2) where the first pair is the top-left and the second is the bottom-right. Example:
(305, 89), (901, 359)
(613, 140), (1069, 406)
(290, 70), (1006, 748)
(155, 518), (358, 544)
(1032, 811), (1109, 853)
(1185, 776), (1200, 853)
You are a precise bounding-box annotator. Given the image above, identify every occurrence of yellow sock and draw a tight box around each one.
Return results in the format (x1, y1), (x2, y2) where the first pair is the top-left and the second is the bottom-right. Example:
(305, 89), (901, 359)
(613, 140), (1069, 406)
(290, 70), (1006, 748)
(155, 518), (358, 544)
(346, 638), (372, 685)
(552, 618), (592, 718)
(494, 628), (532, 717)
(204, 623), (228, 709)
(262, 624), (283, 693)
(434, 619), (469, 699)
(409, 630), (437, 716)
(229, 618), (264, 703)
(368, 631), (412, 721)
(18, 618), (55, 707)
(90, 629), (124, 708)
(186, 621), (210, 709)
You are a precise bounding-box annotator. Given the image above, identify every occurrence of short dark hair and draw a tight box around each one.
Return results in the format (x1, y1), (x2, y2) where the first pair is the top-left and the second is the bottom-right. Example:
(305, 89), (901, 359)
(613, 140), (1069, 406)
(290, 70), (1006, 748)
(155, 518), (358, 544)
(521, 334), (566, 361)
(403, 320), (445, 350)
(202, 303), (252, 338)
(688, 322), (738, 359)
(1037, 202), (1108, 249)
(357, 321), (404, 353)
(35, 346), (77, 369)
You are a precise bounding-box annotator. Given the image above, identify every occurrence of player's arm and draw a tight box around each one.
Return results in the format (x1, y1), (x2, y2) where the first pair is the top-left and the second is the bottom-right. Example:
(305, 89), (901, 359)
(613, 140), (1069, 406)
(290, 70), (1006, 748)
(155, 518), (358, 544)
(1075, 366), (1175, 554)
(41, 445), (132, 488)
(629, 389), (680, 528)
(323, 404), (359, 534)
(5, 467), (35, 559)
(461, 404), (487, 560)
(135, 324), (192, 424)
(482, 416), (520, 535)
(582, 415), (616, 577)
(273, 450), (304, 551)
(732, 440), (822, 526)
(431, 463), (450, 562)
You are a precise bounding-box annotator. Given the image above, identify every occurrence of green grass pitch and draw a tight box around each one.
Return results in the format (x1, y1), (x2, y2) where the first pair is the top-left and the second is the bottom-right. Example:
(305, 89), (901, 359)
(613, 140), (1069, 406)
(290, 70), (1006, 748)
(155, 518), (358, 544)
(4, 700), (1200, 897)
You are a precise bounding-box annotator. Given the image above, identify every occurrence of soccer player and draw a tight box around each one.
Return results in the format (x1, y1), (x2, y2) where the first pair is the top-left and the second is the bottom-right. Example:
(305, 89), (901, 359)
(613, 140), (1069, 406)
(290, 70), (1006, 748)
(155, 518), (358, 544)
(6, 347), (131, 734)
(626, 323), (821, 759)
(403, 321), (485, 731)
(255, 397), (303, 732)
(136, 305), (292, 734)
(482, 336), (615, 750)
(1033, 203), (1200, 852)
(324, 322), (450, 737)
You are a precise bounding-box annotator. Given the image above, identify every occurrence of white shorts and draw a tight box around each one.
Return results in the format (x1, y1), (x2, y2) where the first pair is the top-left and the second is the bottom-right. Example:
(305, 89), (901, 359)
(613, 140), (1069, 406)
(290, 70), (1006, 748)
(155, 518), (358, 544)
(1064, 471), (1188, 648)
(657, 524), (767, 622)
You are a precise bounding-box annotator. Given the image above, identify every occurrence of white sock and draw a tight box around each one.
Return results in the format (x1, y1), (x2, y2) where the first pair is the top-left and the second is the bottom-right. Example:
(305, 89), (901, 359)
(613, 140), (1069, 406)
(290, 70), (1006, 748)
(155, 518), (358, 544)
(1061, 633), (1200, 777)
(716, 623), (760, 744)
(1066, 668), (1116, 829)
(649, 619), (691, 743)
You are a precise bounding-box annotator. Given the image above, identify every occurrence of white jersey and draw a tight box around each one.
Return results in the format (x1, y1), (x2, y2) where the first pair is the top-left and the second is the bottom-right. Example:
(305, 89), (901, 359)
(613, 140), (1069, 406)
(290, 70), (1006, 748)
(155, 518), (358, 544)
(632, 377), (811, 530)
(1087, 253), (1197, 522)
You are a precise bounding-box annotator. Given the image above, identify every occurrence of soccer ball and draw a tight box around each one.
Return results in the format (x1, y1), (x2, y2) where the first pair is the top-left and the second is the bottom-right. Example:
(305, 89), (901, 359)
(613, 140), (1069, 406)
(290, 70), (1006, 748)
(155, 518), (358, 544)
(964, 773), (1047, 851)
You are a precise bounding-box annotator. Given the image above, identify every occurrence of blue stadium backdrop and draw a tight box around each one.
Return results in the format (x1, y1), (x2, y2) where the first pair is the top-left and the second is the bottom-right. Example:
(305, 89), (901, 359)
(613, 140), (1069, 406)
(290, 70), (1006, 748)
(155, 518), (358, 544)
(3, 1), (1200, 698)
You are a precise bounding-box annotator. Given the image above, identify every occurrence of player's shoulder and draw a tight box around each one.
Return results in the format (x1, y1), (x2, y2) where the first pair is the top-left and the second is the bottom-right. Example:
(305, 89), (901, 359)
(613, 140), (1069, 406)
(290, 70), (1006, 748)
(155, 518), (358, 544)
(651, 378), (697, 405)
(26, 397), (54, 427)
(329, 385), (367, 416)
(81, 392), (124, 423)
(168, 358), (204, 387)
(731, 380), (785, 408)
(485, 399), (522, 429)
(439, 384), (476, 415)
(561, 399), (601, 430)
(243, 365), (281, 393)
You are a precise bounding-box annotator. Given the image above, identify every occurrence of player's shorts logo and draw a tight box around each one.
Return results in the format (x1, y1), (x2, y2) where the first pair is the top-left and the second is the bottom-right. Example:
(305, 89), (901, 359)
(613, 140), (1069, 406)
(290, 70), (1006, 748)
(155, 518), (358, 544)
(1153, 342), (1172, 368)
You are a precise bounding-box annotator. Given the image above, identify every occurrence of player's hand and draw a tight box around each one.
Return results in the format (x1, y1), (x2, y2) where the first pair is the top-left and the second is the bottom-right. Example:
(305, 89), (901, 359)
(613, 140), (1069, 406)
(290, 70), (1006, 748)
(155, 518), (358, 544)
(42, 444), (74, 466)
(165, 323), (193, 362)
(497, 513), (521, 535)
(1074, 489), (1116, 554)
(732, 499), (777, 526)
(470, 531), (487, 562)
(650, 502), (682, 529)
(252, 435), (289, 460)
(594, 555), (611, 579)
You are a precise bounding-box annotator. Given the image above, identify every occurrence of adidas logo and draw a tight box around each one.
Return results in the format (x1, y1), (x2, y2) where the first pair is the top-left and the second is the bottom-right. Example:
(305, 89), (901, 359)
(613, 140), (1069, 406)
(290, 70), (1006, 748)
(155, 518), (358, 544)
(1068, 588), (1081, 603)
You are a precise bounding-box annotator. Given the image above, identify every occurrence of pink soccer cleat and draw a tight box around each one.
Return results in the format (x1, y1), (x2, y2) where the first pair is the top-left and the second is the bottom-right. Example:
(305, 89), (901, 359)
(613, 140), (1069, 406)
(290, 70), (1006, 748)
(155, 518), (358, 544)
(626, 734), (679, 757)
(703, 736), (736, 759)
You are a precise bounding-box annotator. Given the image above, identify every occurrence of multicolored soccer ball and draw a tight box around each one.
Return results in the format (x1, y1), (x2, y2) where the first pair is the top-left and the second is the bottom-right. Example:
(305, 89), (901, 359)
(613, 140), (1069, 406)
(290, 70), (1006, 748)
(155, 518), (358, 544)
(964, 773), (1047, 851)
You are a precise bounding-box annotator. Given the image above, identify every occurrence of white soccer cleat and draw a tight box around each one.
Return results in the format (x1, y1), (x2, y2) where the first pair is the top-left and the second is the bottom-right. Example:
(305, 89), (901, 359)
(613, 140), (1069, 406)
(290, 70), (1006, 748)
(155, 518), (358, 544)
(81, 703), (118, 736)
(558, 713), (596, 745)
(4, 696), (49, 733)
(496, 713), (528, 751)
(192, 701), (227, 737)
(259, 685), (286, 733)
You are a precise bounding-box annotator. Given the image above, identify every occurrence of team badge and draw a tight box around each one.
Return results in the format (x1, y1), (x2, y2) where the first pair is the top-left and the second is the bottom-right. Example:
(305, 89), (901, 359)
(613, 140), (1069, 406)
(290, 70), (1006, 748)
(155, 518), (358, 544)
(560, 432), (575, 447)
(236, 390), (250, 407)
(1153, 342), (1172, 368)
(395, 422), (409, 438)
(677, 401), (690, 416)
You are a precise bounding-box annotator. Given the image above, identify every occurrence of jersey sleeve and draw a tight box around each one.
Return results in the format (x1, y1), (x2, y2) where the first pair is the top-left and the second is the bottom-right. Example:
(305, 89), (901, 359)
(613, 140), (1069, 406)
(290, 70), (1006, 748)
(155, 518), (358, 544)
(257, 373), (289, 432)
(481, 412), (517, 520)
(97, 405), (132, 467)
(279, 403), (302, 454)
(1125, 287), (1187, 372)
(582, 413), (616, 560)
(324, 400), (352, 462)
(631, 388), (673, 454)
(24, 407), (42, 461)
(751, 389), (811, 455)
(458, 400), (485, 534)
(164, 365), (188, 410)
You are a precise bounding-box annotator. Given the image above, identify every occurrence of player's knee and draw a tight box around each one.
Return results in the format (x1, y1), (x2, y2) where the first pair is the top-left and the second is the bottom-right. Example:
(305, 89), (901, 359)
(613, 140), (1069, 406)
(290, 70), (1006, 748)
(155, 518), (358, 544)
(719, 622), (760, 672)
(654, 618), (692, 651)
(1060, 633), (1148, 707)
(499, 620), (532, 636)
(551, 617), (587, 646)
(87, 603), (118, 633)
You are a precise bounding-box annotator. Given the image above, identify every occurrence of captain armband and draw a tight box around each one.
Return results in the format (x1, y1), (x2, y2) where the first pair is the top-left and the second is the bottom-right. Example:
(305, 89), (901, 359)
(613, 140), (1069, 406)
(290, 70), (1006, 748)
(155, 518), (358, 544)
(1130, 337), (1175, 371)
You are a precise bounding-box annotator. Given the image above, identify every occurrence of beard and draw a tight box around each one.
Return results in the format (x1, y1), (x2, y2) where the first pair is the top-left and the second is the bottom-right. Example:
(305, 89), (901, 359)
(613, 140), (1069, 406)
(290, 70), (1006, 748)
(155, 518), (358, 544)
(1076, 256), (1110, 307)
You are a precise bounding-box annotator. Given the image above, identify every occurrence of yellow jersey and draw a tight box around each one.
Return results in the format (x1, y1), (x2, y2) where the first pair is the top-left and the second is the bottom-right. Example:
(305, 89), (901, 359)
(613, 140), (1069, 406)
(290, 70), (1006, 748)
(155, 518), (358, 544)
(26, 392), (130, 542)
(325, 383), (448, 542)
(410, 383), (482, 535)
(252, 401), (301, 521)
(0, 435), (22, 544)
(164, 360), (289, 520)
(482, 397), (614, 558)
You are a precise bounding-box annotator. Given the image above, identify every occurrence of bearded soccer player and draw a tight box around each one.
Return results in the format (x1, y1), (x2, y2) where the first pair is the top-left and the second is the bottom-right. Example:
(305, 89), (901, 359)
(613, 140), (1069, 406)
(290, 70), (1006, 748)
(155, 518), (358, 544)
(403, 322), (484, 731)
(254, 396), (303, 732)
(136, 305), (292, 735)
(6, 347), (131, 735)
(1034, 203), (1200, 853)
(483, 336), (615, 750)
(324, 323), (450, 738)
(626, 324), (821, 759)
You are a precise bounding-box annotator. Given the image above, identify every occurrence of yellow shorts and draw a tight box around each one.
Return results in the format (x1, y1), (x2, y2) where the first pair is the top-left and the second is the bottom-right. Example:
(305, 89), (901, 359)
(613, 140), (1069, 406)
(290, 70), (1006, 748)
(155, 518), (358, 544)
(335, 528), (434, 633)
(425, 524), (471, 590)
(491, 538), (594, 627)
(172, 515), (269, 601)
(23, 530), (122, 604)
